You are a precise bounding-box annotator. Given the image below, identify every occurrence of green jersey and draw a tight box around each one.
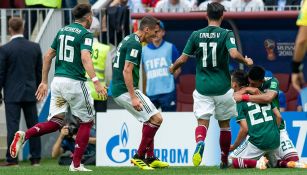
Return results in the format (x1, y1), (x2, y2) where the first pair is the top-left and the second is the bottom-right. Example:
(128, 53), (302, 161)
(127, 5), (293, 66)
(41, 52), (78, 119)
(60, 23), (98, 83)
(183, 26), (237, 96)
(236, 102), (280, 150)
(111, 34), (142, 97)
(261, 77), (285, 130)
(51, 23), (93, 81)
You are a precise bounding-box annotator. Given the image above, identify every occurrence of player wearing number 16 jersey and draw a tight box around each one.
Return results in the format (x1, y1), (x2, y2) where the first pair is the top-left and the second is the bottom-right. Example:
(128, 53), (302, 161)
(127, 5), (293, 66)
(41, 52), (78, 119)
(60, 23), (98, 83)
(9, 4), (107, 171)
(169, 2), (253, 168)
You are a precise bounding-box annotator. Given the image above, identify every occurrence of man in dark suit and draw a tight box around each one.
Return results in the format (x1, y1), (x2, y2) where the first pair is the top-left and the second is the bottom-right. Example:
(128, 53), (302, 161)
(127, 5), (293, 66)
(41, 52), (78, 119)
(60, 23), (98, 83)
(0, 17), (42, 166)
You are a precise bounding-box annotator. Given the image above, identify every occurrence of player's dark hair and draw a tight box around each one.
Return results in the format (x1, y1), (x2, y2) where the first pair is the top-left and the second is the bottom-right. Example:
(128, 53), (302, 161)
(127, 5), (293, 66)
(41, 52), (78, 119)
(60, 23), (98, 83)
(232, 70), (249, 88)
(139, 16), (160, 30)
(207, 2), (224, 21)
(72, 4), (92, 21)
(248, 66), (265, 81)
(9, 17), (23, 33)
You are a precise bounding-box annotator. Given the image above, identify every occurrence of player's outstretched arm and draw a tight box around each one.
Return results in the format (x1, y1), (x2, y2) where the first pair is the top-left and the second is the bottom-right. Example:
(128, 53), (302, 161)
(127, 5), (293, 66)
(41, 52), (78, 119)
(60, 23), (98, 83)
(230, 120), (248, 151)
(123, 61), (142, 112)
(234, 91), (277, 103)
(81, 50), (107, 99)
(248, 91), (277, 104)
(292, 26), (307, 92)
(293, 26), (307, 63)
(169, 54), (189, 74)
(36, 48), (56, 101)
(229, 48), (253, 67)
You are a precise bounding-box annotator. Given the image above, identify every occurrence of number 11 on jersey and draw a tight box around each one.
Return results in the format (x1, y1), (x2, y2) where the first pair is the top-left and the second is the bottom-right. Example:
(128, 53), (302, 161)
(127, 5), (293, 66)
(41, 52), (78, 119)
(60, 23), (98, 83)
(199, 42), (217, 67)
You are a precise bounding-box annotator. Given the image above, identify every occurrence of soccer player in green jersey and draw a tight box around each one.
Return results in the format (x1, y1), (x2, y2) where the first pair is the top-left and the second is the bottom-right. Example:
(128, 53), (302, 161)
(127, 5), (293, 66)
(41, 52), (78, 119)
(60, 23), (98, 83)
(169, 2), (253, 168)
(235, 66), (307, 168)
(229, 70), (280, 170)
(9, 4), (107, 171)
(111, 16), (169, 170)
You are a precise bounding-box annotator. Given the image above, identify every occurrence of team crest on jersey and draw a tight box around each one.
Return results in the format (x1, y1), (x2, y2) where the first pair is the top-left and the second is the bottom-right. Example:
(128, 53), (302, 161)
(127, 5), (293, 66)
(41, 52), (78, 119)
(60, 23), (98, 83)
(84, 38), (92, 46)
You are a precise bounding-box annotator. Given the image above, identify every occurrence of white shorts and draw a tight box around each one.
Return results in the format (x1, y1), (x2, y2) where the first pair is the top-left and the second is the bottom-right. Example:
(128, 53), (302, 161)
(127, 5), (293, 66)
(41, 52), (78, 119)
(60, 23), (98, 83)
(193, 89), (237, 121)
(279, 129), (298, 160)
(229, 139), (279, 167)
(114, 89), (159, 122)
(48, 77), (95, 123)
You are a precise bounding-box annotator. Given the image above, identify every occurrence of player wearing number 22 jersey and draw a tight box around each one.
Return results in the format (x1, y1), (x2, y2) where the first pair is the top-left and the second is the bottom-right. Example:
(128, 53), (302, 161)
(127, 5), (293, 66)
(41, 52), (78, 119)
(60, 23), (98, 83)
(169, 2), (253, 168)
(235, 66), (307, 168)
(229, 70), (280, 170)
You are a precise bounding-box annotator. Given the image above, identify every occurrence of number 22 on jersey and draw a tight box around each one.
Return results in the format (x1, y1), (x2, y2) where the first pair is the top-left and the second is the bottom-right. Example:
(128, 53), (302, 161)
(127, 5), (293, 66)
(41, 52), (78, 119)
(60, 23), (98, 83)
(247, 102), (273, 126)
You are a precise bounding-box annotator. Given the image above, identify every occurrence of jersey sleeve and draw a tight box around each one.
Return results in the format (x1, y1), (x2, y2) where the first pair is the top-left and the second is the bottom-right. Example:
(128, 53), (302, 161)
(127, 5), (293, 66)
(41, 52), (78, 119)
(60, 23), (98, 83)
(226, 31), (237, 50)
(80, 32), (94, 53)
(268, 78), (279, 93)
(183, 31), (196, 56)
(50, 33), (58, 50)
(125, 43), (141, 65)
(271, 101), (281, 109)
(236, 102), (246, 122)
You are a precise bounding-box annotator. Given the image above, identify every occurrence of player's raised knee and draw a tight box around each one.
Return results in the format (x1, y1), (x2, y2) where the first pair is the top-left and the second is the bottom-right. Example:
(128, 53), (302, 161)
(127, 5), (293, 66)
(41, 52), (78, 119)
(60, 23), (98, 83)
(150, 113), (163, 125)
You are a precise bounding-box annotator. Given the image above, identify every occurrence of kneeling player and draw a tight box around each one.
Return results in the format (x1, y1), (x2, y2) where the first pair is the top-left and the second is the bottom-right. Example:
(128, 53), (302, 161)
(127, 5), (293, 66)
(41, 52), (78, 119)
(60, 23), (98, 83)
(234, 66), (307, 168)
(229, 70), (281, 169)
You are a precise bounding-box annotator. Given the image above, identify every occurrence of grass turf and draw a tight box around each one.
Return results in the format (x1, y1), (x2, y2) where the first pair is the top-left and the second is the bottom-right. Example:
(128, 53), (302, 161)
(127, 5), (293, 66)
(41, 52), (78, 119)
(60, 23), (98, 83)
(0, 159), (306, 175)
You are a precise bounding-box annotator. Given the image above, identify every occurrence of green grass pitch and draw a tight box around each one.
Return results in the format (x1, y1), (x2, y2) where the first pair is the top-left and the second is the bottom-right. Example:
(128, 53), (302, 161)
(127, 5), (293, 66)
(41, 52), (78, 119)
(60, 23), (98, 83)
(1, 159), (307, 175)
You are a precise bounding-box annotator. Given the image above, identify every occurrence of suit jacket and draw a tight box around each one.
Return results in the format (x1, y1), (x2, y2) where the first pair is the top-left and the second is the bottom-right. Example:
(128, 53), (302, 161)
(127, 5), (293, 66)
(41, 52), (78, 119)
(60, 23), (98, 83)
(0, 36), (42, 103)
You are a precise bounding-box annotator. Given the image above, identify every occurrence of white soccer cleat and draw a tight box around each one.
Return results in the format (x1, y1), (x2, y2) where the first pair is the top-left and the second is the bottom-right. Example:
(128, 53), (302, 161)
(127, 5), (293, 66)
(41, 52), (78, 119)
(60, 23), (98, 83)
(69, 163), (92, 171)
(256, 156), (268, 170)
(10, 131), (25, 158)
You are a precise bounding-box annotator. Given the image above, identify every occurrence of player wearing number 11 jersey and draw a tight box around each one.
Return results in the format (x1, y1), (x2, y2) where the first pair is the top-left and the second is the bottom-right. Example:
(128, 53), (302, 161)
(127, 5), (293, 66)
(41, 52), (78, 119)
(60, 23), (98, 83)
(9, 4), (107, 171)
(169, 2), (253, 168)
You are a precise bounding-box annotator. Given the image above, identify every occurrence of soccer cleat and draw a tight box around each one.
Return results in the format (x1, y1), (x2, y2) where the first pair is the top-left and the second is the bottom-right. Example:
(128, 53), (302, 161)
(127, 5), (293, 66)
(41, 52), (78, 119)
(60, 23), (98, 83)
(10, 131), (25, 158)
(131, 154), (154, 170)
(69, 163), (92, 171)
(145, 157), (169, 168)
(256, 156), (268, 170)
(287, 161), (307, 168)
(192, 141), (205, 167)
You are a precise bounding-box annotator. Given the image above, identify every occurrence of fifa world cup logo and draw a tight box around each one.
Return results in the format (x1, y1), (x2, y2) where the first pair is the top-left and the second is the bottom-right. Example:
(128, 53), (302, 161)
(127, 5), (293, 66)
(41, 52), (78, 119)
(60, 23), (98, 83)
(264, 39), (276, 61)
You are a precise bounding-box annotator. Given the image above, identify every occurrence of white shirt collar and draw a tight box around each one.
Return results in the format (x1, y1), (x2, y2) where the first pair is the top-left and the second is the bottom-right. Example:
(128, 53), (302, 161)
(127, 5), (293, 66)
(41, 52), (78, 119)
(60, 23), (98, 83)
(10, 34), (24, 41)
